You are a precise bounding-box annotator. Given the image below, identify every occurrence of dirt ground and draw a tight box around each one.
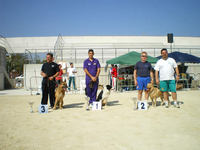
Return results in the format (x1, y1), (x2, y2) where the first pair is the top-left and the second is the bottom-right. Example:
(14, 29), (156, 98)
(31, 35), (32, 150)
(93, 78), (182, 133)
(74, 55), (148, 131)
(0, 90), (200, 150)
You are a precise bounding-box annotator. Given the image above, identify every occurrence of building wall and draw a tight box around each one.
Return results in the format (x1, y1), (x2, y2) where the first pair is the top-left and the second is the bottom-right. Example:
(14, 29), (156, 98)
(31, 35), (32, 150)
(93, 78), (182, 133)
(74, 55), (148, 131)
(6, 36), (200, 53)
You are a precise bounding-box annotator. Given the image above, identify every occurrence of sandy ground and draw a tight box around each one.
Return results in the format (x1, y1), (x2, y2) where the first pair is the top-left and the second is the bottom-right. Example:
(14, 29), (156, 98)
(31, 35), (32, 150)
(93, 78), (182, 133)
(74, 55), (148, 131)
(0, 89), (200, 150)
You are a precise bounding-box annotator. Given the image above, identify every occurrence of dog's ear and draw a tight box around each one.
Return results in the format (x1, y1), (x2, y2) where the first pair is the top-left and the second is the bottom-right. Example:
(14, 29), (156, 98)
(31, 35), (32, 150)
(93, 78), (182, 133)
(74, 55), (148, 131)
(106, 85), (112, 90)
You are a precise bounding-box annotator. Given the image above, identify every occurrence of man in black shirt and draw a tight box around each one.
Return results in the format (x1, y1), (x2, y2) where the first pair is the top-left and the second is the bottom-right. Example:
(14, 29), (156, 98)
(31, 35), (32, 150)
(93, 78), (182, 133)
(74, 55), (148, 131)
(41, 53), (59, 108)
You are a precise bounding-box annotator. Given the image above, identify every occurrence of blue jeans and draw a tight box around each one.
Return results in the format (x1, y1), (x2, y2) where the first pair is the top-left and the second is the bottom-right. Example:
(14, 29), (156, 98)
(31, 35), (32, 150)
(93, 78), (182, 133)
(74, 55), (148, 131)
(68, 77), (76, 91)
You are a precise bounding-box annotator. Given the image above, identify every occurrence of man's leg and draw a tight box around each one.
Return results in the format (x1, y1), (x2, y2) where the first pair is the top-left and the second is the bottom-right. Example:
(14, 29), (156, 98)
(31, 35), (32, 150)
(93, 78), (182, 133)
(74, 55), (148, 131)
(68, 77), (72, 91)
(135, 77), (144, 109)
(86, 83), (92, 104)
(49, 81), (56, 108)
(160, 81), (169, 108)
(72, 77), (76, 90)
(41, 83), (48, 105)
(138, 90), (143, 100)
(91, 82), (98, 103)
(169, 80), (180, 108)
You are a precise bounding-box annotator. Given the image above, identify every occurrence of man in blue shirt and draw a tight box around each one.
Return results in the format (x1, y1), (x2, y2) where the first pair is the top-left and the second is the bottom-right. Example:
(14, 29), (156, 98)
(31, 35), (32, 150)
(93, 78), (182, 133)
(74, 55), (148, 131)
(134, 52), (154, 108)
(83, 49), (101, 105)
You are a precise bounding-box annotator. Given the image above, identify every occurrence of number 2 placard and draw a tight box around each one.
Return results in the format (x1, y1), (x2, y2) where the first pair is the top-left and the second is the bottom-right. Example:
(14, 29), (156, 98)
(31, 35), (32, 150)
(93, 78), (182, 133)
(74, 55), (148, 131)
(137, 101), (148, 110)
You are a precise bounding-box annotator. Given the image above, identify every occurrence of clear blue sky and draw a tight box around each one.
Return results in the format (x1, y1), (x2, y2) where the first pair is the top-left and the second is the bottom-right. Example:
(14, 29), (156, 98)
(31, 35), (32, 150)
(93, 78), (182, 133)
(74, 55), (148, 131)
(0, 0), (200, 37)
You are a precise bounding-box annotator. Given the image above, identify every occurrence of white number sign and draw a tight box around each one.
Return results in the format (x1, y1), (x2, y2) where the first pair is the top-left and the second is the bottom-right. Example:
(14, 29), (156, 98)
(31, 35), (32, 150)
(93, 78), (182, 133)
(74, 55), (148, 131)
(137, 101), (148, 110)
(92, 101), (102, 110)
(38, 104), (48, 113)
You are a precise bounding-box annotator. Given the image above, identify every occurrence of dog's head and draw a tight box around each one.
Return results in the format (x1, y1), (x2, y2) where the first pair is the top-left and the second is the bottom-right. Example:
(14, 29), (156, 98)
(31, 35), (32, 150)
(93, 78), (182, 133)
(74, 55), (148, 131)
(147, 83), (153, 90)
(59, 80), (68, 91)
(106, 85), (112, 91)
(98, 84), (104, 90)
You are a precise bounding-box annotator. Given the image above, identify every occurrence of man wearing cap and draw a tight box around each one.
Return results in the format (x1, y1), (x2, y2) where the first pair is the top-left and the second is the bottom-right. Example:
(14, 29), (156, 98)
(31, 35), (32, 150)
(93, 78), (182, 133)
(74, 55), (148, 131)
(83, 49), (101, 106)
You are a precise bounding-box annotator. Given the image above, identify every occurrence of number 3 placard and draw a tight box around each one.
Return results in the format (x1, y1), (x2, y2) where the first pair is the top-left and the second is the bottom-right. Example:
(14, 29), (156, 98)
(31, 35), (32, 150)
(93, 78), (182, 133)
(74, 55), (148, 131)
(137, 101), (148, 110)
(38, 104), (48, 113)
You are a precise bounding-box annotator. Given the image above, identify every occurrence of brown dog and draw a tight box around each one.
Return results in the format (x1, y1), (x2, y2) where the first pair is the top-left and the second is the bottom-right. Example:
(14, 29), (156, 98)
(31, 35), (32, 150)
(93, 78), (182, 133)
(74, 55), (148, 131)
(147, 83), (170, 107)
(53, 81), (68, 110)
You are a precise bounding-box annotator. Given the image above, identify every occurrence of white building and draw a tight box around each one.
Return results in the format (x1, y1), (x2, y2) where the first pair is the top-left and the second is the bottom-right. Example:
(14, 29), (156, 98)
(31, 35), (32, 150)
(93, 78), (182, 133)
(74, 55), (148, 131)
(1, 35), (200, 90)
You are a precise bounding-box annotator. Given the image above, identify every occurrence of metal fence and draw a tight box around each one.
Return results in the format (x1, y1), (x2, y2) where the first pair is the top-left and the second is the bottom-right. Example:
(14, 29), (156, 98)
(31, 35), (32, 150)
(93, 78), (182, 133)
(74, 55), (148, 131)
(24, 47), (200, 64)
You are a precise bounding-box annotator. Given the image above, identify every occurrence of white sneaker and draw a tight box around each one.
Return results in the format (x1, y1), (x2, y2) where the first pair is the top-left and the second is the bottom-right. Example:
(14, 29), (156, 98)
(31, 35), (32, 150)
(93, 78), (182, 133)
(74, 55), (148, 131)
(89, 103), (93, 108)
(174, 102), (180, 108)
(165, 101), (169, 108)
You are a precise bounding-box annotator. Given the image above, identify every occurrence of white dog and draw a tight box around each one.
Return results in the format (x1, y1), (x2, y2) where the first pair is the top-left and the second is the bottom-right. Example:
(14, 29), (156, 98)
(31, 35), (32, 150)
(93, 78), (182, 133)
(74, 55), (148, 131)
(85, 85), (112, 110)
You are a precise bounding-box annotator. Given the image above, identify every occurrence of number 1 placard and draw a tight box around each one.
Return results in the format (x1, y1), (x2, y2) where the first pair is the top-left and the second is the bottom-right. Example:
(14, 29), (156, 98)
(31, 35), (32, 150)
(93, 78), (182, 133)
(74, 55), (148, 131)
(92, 101), (102, 110)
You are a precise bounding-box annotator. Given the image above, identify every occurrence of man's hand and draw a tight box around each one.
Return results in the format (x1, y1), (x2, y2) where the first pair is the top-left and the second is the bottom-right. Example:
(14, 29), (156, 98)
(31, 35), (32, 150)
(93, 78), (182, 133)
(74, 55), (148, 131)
(49, 76), (54, 80)
(41, 72), (47, 78)
(156, 79), (159, 85)
(134, 80), (137, 86)
(91, 76), (96, 82)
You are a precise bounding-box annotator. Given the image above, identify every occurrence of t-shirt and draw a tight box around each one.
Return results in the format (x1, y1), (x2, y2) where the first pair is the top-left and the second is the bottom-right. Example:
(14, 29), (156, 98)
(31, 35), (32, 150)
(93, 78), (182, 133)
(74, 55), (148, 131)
(67, 67), (76, 77)
(134, 61), (152, 77)
(56, 69), (63, 80)
(111, 68), (117, 78)
(83, 58), (101, 84)
(154, 57), (177, 81)
(41, 62), (59, 82)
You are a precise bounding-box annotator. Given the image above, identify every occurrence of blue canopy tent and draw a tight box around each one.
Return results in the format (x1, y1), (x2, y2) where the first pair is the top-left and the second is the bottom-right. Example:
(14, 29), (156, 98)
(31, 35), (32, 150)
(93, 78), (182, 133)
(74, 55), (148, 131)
(157, 51), (200, 88)
(157, 51), (200, 63)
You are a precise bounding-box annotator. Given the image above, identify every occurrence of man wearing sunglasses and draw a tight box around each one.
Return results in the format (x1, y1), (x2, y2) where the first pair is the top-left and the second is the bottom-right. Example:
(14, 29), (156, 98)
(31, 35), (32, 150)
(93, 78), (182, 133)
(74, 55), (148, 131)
(134, 52), (154, 109)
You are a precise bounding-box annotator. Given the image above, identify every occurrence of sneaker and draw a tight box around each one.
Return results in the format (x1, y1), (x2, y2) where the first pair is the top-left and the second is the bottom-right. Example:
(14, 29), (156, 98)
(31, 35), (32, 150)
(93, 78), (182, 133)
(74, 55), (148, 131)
(86, 105), (90, 111)
(174, 102), (180, 108)
(165, 102), (169, 108)
(89, 103), (93, 108)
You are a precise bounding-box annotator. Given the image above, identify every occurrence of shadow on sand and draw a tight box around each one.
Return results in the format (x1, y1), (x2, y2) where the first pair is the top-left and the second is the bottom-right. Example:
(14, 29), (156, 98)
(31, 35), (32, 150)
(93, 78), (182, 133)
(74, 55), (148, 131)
(107, 100), (121, 106)
(63, 102), (84, 109)
(148, 100), (184, 107)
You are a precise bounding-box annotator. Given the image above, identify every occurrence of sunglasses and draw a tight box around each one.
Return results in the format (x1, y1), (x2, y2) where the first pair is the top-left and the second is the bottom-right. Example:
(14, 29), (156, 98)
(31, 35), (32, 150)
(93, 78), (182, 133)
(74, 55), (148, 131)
(141, 55), (147, 57)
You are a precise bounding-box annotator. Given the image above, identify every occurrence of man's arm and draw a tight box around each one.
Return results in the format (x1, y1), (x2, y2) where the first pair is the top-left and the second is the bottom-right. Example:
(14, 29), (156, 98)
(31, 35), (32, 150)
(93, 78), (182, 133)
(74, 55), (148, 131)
(155, 70), (159, 85)
(95, 68), (101, 81)
(84, 68), (96, 81)
(175, 67), (180, 81)
(150, 71), (154, 84)
(49, 72), (59, 81)
(41, 71), (47, 78)
(133, 69), (137, 86)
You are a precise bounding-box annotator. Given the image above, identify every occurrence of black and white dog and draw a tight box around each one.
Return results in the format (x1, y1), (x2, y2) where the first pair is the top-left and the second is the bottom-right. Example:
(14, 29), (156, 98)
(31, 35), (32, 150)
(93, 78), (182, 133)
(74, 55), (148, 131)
(85, 85), (112, 110)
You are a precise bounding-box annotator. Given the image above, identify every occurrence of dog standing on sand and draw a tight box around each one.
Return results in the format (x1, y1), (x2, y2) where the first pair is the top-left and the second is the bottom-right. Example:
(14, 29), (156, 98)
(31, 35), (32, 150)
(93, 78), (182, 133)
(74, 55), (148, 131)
(147, 83), (170, 107)
(85, 84), (112, 110)
(96, 85), (112, 106)
(53, 81), (68, 110)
